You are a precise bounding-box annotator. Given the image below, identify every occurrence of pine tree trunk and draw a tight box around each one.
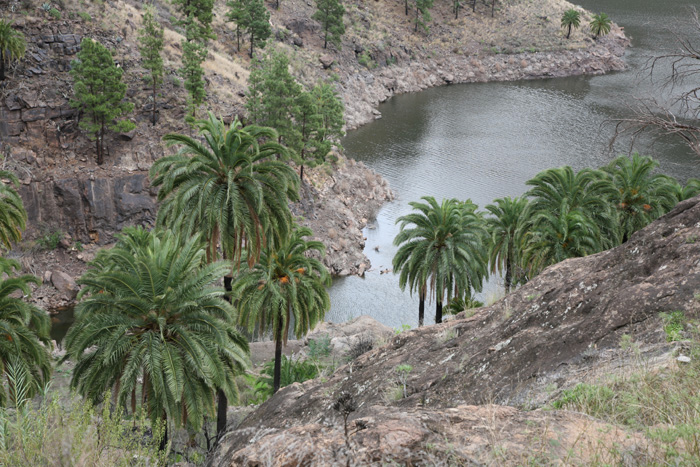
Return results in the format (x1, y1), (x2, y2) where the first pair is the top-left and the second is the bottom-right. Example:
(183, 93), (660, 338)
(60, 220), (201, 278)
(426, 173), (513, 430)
(249, 32), (254, 58)
(472, 0), (476, 12)
(405, 0), (408, 15)
(415, 6), (419, 32)
(491, 0), (495, 17)
(152, 76), (157, 125)
(273, 320), (283, 393)
(299, 164), (305, 182)
(418, 290), (425, 327)
(455, 2), (459, 19)
(435, 300), (443, 324)
(324, 25), (328, 49)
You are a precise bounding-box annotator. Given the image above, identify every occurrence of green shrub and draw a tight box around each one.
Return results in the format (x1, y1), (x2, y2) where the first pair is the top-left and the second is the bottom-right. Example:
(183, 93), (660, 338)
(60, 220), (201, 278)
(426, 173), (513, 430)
(358, 51), (375, 69)
(308, 334), (332, 359)
(77, 11), (91, 21)
(253, 356), (320, 402)
(0, 388), (165, 466)
(661, 311), (685, 342)
(48, 7), (60, 19)
(36, 229), (62, 250)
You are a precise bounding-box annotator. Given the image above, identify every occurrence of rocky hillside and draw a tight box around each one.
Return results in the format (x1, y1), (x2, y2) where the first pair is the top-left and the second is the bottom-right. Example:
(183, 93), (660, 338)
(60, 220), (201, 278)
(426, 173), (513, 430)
(0, 0), (626, 289)
(209, 195), (700, 464)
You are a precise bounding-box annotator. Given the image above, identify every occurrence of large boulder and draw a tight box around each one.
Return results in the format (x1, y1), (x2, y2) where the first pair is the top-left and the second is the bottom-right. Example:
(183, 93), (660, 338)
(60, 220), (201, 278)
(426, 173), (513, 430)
(210, 195), (700, 464)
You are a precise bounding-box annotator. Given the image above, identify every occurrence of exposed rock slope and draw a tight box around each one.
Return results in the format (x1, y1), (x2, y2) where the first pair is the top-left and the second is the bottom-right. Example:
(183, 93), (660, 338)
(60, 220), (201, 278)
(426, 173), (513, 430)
(210, 195), (700, 464)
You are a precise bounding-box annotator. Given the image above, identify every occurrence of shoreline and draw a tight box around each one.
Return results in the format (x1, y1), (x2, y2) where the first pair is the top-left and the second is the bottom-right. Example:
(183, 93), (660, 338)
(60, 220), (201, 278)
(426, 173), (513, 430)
(340, 26), (629, 130)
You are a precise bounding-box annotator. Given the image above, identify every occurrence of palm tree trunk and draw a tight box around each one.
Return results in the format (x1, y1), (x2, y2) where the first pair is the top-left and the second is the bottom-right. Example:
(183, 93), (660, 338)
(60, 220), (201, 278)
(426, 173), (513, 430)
(567, 24), (572, 39)
(216, 390), (227, 439)
(418, 290), (425, 327)
(216, 273), (234, 439)
(158, 412), (168, 452)
(0, 52), (5, 81)
(435, 300), (443, 324)
(273, 319), (283, 393)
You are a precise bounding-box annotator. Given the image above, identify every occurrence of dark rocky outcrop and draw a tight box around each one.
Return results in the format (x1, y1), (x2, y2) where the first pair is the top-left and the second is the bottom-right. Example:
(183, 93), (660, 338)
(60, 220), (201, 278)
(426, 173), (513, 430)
(210, 196), (700, 465)
(19, 172), (156, 244)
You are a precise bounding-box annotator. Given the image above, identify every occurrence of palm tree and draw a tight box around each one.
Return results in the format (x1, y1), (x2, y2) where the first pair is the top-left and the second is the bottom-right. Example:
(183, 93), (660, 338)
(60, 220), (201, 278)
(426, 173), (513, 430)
(233, 226), (330, 393)
(151, 112), (299, 267)
(524, 166), (617, 248)
(150, 113), (299, 436)
(393, 197), (487, 326)
(521, 203), (602, 275)
(602, 153), (680, 243)
(677, 178), (700, 201)
(485, 196), (528, 294)
(561, 9), (581, 39)
(590, 13), (612, 39)
(0, 20), (26, 81)
(0, 258), (51, 407)
(63, 228), (249, 450)
(0, 171), (27, 250)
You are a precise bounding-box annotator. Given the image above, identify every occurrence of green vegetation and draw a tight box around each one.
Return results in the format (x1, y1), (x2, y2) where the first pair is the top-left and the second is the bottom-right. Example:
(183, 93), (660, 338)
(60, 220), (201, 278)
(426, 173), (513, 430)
(661, 311), (685, 342)
(227, 0), (271, 58)
(138, 6), (165, 126)
(0, 258), (51, 406)
(395, 153), (695, 304)
(393, 197), (487, 326)
(173, 0), (214, 120)
(0, 172), (27, 249)
(70, 38), (135, 165)
(234, 226), (331, 393)
(63, 227), (249, 450)
(246, 52), (345, 180)
(0, 389), (165, 465)
(413, 0), (434, 33)
(485, 196), (528, 293)
(308, 334), (332, 359)
(561, 9), (581, 39)
(312, 0), (345, 49)
(76, 11), (91, 21)
(0, 19), (26, 81)
(35, 228), (62, 250)
(589, 12), (611, 39)
(253, 355), (320, 401)
(553, 326), (700, 464)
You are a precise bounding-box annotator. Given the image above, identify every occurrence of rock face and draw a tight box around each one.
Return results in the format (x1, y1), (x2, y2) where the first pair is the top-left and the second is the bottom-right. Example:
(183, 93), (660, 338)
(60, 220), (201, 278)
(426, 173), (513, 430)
(210, 196), (700, 464)
(19, 172), (156, 244)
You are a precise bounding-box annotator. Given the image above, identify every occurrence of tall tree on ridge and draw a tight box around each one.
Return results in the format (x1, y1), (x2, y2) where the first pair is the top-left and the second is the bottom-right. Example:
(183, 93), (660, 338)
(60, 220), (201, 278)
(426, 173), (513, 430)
(138, 7), (165, 126)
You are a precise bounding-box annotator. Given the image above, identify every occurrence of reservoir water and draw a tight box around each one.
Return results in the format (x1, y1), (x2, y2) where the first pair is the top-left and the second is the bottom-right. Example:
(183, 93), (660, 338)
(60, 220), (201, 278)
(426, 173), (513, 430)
(325, 0), (700, 328)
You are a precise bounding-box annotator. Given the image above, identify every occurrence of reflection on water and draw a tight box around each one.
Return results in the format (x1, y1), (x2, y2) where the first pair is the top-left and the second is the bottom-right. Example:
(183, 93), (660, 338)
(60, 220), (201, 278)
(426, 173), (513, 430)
(326, 0), (700, 328)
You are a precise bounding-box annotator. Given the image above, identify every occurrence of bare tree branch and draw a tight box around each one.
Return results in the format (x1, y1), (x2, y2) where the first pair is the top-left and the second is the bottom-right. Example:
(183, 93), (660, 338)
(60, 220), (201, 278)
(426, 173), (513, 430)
(612, 7), (700, 157)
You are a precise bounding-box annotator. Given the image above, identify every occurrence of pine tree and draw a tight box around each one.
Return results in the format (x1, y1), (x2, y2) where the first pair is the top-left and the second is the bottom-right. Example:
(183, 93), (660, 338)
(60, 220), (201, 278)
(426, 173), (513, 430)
(413, 0), (433, 33)
(181, 23), (208, 120)
(247, 0), (271, 58)
(292, 83), (344, 181)
(312, 0), (345, 49)
(138, 7), (164, 126)
(226, 0), (248, 51)
(70, 38), (134, 165)
(246, 52), (302, 147)
(173, 0), (215, 120)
